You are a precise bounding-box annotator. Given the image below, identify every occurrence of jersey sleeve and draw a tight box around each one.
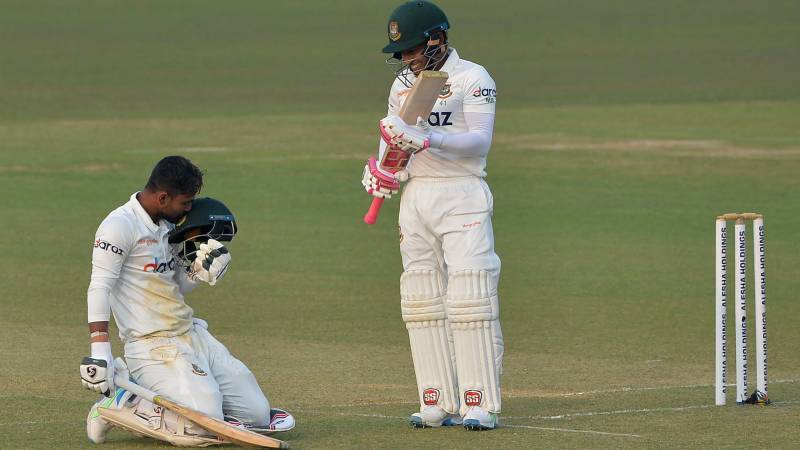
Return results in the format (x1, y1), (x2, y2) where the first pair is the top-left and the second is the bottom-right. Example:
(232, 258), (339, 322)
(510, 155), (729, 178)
(461, 67), (497, 114)
(429, 111), (495, 158)
(87, 217), (134, 323)
(173, 254), (199, 295)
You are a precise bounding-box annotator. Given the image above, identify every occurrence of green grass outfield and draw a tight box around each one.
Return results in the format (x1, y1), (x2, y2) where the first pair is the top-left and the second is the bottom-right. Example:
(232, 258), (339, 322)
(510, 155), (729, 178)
(1, 1), (799, 448)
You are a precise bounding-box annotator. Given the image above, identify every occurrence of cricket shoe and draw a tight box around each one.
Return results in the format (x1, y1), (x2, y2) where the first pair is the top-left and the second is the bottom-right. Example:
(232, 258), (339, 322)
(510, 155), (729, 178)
(462, 406), (499, 431)
(86, 388), (138, 443)
(409, 406), (462, 428)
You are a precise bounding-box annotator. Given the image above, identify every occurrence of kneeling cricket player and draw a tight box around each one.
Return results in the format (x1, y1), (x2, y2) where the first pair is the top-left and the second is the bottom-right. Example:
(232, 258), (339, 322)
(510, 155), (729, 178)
(80, 156), (294, 446)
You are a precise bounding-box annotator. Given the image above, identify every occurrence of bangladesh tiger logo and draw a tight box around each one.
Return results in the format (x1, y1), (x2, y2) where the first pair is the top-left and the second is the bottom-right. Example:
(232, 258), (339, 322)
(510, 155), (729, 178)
(389, 21), (401, 41)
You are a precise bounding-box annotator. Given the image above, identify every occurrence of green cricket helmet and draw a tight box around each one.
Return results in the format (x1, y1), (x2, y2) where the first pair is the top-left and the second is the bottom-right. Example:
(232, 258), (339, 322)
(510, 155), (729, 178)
(168, 197), (237, 265)
(382, 1), (450, 87)
(382, 1), (450, 54)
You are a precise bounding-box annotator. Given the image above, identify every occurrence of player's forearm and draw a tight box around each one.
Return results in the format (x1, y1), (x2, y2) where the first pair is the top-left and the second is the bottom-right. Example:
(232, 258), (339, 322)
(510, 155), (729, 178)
(429, 130), (492, 157)
(429, 112), (495, 158)
(175, 268), (199, 294)
(87, 280), (113, 323)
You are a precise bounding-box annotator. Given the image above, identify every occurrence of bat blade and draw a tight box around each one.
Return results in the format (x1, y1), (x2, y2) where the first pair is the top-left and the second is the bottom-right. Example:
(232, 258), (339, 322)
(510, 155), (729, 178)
(113, 375), (289, 448)
(364, 70), (448, 224)
(154, 396), (289, 449)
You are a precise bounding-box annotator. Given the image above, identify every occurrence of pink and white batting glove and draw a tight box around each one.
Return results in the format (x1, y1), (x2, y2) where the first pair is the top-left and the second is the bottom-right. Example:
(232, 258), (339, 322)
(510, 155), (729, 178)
(362, 156), (400, 199)
(379, 115), (431, 154)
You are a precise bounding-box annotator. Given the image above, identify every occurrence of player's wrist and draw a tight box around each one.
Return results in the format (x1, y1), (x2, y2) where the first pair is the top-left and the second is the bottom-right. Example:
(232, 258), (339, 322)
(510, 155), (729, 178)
(90, 341), (112, 360)
(90, 330), (109, 343)
(429, 130), (445, 149)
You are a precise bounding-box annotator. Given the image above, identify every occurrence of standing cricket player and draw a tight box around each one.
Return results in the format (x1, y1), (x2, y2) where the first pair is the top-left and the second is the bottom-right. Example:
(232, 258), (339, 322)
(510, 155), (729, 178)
(80, 156), (294, 446)
(362, 1), (503, 431)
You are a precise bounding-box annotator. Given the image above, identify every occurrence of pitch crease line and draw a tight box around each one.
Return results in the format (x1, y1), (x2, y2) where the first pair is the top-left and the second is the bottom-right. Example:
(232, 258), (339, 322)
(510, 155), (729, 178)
(553, 378), (798, 398)
(338, 414), (642, 438)
(507, 400), (798, 421)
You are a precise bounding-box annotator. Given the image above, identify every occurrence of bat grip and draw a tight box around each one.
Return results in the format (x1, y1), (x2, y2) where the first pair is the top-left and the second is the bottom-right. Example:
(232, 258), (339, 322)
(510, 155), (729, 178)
(364, 197), (385, 224)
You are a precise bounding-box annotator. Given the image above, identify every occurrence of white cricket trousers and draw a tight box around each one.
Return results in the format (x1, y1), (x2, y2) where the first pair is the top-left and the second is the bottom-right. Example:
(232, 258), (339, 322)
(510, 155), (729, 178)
(399, 175), (504, 414)
(124, 321), (270, 426)
(399, 176), (501, 277)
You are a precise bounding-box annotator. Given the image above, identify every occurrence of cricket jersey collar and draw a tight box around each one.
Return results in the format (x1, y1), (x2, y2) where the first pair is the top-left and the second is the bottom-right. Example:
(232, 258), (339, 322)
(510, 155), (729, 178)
(439, 47), (460, 74)
(128, 192), (162, 233)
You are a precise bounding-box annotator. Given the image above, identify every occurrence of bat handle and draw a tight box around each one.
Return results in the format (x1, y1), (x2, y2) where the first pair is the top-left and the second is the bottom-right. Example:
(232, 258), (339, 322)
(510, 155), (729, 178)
(364, 197), (385, 224)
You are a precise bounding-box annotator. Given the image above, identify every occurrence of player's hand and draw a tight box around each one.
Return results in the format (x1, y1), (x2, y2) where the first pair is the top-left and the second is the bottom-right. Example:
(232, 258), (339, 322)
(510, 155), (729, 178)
(379, 115), (431, 153)
(80, 342), (115, 397)
(192, 317), (209, 330)
(362, 157), (400, 199)
(189, 239), (231, 286)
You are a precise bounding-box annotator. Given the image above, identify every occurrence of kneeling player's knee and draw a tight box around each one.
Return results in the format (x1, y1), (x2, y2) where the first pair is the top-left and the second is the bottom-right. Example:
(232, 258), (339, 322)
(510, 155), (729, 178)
(400, 269), (447, 323)
(180, 381), (224, 420)
(227, 392), (270, 427)
(193, 392), (224, 420)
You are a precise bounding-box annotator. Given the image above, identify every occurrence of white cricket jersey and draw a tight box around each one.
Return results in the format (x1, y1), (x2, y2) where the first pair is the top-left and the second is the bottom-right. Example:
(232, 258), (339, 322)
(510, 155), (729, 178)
(387, 48), (497, 178)
(88, 192), (193, 342)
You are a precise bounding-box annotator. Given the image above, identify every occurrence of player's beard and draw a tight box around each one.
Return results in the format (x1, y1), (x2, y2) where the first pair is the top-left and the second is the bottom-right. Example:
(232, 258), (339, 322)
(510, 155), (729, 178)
(161, 211), (185, 224)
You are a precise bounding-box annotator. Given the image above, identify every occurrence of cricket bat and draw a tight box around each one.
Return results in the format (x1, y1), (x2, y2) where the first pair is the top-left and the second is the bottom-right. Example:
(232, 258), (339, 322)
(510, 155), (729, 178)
(112, 375), (290, 448)
(363, 70), (449, 225)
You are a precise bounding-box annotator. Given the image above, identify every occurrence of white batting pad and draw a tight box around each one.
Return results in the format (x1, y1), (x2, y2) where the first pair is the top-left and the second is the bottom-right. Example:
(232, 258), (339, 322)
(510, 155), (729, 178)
(446, 270), (503, 414)
(97, 400), (220, 447)
(401, 269), (459, 414)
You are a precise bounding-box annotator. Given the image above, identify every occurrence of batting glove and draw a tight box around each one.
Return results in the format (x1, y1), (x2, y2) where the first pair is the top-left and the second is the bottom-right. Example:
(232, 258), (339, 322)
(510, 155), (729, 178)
(80, 342), (115, 397)
(189, 239), (231, 286)
(379, 115), (431, 154)
(362, 157), (401, 199)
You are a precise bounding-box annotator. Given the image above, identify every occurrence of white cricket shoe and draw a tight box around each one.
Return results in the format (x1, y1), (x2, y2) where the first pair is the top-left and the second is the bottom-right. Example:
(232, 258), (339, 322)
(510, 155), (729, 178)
(87, 388), (139, 443)
(462, 406), (499, 430)
(266, 408), (296, 432)
(87, 397), (114, 444)
(409, 405), (462, 428)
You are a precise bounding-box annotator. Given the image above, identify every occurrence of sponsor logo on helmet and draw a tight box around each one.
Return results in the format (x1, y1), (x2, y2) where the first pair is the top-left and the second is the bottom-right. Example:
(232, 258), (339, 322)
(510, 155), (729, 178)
(94, 239), (124, 255)
(389, 21), (402, 41)
(423, 388), (440, 406)
(439, 84), (452, 99)
(464, 390), (482, 406)
(192, 364), (208, 376)
(143, 256), (178, 273)
(472, 87), (497, 98)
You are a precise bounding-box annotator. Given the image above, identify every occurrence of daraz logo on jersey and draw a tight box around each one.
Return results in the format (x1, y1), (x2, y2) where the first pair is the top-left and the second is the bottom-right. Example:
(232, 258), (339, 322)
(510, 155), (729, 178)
(94, 239), (124, 256)
(472, 86), (497, 98)
(143, 256), (178, 273)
